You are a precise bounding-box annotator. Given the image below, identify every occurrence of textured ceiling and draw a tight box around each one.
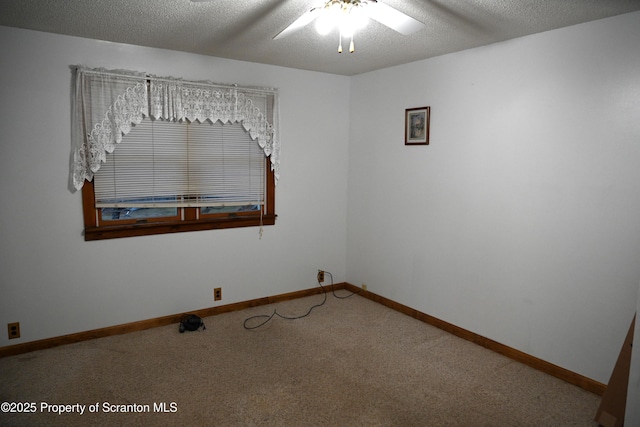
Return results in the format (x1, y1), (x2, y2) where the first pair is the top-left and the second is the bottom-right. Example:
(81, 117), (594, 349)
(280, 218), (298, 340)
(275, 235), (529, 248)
(1, 0), (639, 76)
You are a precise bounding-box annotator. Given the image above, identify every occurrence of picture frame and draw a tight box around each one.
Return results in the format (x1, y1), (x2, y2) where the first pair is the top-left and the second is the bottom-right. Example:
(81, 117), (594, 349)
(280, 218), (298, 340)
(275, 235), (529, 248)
(405, 106), (430, 145)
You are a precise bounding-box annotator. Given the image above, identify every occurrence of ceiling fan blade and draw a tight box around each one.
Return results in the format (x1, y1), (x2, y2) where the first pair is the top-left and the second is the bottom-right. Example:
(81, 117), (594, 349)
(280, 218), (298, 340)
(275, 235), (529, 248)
(365, 2), (425, 35)
(273, 7), (323, 40)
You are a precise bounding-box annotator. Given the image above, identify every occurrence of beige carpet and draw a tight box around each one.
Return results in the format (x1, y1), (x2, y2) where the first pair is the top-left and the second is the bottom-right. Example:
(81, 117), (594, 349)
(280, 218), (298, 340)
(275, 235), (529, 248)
(0, 291), (601, 426)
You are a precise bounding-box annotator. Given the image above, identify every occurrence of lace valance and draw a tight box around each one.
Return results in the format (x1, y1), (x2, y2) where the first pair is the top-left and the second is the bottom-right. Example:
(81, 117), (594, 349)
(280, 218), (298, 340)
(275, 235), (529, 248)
(70, 66), (280, 191)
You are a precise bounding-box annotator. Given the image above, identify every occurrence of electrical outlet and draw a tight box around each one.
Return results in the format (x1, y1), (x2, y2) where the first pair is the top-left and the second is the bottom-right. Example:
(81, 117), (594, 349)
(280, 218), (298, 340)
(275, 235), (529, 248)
(214, 287), (222, 301)
(8, 322), (20, 339)
(362, 284), (367, 291)
(317, 270), (324, 283)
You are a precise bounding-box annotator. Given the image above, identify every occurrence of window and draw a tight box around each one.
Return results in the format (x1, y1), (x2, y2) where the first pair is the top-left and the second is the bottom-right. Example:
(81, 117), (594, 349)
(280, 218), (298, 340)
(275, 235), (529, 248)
(71, 67), (279, 241)
(82, 120), (275, 240)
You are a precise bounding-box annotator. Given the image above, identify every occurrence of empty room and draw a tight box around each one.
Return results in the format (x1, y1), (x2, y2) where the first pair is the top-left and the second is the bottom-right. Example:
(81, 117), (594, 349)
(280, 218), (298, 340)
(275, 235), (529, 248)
(1, 1), (639, 425)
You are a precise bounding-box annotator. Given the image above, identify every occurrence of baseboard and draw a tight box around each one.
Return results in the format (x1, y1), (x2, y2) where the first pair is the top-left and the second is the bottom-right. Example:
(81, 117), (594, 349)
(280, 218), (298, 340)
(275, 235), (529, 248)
(0, 283), (343, 358)
(0, 281), (607, 396)
(342, 283), (607, 396)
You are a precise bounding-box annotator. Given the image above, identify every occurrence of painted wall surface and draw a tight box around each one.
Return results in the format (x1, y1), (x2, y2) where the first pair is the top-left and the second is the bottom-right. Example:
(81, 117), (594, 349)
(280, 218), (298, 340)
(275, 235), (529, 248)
(347, 12), (640, 384)
(0, 26), (350, 347)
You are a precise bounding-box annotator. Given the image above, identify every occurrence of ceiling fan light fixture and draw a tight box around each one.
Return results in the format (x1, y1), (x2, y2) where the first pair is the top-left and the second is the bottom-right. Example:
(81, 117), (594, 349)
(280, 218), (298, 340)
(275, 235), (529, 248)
(316, 0), (368, 53)
(315, 0), (369, 36)
(274, 0), (425, 55)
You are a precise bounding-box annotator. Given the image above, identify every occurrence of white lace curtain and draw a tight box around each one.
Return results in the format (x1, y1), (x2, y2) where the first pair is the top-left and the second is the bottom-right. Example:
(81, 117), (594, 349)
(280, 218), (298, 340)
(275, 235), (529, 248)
(70, 66), (280, 191)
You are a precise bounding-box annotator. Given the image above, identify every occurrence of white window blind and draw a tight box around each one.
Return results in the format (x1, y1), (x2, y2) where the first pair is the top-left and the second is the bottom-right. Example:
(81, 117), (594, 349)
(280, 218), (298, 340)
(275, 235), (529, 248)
(94, 119), (265, 208)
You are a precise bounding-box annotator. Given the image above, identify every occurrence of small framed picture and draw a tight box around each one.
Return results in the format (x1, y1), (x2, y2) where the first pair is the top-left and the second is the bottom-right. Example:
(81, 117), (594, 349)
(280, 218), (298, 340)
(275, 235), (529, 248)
(405, 106), (430, 145)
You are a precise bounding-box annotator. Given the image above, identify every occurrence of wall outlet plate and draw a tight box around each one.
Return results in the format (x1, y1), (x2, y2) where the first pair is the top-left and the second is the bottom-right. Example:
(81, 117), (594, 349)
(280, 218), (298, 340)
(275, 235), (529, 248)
(8, 322), (20, 339)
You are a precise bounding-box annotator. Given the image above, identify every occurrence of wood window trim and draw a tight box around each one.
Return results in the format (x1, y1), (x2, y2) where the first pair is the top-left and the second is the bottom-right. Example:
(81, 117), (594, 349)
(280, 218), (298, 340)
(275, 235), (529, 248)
(82, 158), (276, 241)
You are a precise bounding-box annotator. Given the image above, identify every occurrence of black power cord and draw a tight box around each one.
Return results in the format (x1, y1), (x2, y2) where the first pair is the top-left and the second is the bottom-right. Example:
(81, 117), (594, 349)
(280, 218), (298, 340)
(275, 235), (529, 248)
(326, 271), (362, 299)
(243, 270), (362, 330)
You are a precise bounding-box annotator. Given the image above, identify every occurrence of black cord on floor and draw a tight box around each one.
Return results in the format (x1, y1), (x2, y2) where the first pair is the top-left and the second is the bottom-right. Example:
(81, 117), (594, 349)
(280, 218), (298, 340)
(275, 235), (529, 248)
(243, 271), (361, 330)
(326, 271), (362, 299)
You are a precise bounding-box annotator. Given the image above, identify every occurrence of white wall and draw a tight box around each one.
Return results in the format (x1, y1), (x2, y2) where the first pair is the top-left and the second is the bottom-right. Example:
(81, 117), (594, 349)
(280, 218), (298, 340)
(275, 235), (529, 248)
(347, 12), (640, 384)
(0, 26), (350, 347)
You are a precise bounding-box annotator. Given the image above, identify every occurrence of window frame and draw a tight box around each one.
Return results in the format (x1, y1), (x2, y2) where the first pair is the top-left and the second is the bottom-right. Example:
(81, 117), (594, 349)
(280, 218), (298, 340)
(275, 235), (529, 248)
(81, 156), (276, 241)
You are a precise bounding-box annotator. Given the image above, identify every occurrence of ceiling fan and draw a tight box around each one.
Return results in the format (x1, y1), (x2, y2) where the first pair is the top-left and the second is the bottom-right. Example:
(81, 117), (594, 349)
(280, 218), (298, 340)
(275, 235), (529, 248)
(192, 0), (425, 53)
